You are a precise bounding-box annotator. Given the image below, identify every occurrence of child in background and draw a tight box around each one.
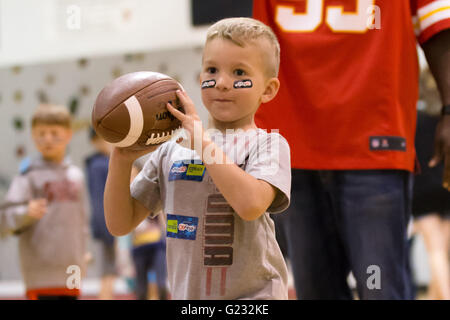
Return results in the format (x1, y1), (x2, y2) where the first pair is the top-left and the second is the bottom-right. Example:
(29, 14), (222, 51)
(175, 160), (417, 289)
(0, 104), (89, 300)
(130, 164), (168, 300)
(85, 128), (117, 300)
(131, 215), (168, 300)
(104, 17), (291, 299)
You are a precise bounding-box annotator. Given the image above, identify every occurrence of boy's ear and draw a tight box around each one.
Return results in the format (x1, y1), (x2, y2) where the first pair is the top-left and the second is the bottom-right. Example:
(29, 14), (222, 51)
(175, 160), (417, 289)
(261, 77), (280, 104)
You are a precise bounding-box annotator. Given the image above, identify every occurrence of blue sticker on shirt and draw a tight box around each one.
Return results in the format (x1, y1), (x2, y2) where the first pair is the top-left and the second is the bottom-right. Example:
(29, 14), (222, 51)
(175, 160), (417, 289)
(168, 160), (206, 182)
(166, 214), (199, 240)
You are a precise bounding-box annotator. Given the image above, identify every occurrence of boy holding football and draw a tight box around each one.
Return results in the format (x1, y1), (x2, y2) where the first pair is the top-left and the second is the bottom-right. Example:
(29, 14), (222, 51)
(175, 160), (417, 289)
(104, 17), (291, 299)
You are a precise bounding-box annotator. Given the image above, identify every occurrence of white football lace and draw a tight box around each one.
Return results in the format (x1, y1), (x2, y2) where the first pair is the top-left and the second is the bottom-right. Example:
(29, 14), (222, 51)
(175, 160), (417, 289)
(145, 126), (182, 145)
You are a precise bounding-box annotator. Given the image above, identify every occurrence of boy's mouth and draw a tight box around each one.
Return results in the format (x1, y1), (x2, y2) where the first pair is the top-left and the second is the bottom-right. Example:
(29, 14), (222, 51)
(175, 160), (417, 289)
(43, 146), (56, 152)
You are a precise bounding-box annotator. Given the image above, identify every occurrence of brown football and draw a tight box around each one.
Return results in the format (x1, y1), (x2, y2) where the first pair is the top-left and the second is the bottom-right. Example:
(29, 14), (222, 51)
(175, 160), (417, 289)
(92, 71), (184, 150)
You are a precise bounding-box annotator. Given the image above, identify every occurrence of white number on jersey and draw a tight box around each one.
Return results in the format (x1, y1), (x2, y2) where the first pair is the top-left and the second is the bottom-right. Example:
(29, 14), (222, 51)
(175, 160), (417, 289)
(276, 0), (379, 33)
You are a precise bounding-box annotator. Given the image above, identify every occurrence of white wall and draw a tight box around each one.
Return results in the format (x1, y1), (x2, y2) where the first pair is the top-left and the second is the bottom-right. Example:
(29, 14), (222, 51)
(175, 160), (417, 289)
(0, 0), (209, 67)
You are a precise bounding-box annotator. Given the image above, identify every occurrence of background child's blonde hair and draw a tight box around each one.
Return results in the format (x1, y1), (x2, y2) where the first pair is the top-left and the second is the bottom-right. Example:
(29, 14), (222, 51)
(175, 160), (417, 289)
(206, 17), (280, 78)
(31, 104), (72, 128)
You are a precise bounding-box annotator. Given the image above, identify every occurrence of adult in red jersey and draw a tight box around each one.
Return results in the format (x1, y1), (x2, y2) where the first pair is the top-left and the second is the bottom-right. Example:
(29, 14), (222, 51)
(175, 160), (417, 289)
(253, 0), (450, 299)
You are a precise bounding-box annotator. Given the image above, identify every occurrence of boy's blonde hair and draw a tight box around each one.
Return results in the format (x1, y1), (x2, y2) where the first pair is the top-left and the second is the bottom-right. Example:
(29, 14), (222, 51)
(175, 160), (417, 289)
(31, 104), (72, 128)
(206, 17), (280, 78)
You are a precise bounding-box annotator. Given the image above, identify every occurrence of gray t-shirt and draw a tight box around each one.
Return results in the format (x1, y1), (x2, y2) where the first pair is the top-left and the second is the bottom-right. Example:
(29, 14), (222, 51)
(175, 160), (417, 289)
(131, 128), (291, 299)
(1, 157), (89, 290)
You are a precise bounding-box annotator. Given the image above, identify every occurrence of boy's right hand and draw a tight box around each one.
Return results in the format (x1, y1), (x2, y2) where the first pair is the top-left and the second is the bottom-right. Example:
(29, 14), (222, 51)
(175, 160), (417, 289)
(27, 198), (47, 220)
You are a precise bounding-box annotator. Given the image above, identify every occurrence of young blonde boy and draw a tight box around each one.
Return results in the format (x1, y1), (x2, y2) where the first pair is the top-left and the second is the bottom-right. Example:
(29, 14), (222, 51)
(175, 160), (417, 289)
(1, 104), (89, 300)
(104, 17), (291, 299)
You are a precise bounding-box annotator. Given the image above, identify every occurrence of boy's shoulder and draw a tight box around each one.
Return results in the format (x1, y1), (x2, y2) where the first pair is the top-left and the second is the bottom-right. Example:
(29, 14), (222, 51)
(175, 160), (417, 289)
(256, 128), (288, 140)
(245, 128), (290, 150)
(17, 157), (49, 175)
(18, 156), (84, 176)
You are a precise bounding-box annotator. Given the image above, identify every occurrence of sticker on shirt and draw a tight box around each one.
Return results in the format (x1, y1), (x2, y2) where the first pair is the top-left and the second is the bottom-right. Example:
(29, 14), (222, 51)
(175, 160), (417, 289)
(369, 136), (406, 152)
(166, 214), (199, 240)
(168, 160), (206, 182)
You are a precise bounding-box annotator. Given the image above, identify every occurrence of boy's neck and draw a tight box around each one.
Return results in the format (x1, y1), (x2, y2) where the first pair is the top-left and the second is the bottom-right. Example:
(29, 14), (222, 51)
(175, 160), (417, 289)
(209, 119), (258, 133)
(42, 153), (65, 164)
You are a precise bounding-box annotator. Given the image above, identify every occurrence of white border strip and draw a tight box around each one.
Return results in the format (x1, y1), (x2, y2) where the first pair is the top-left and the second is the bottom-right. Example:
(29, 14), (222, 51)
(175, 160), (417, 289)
(111, 95), (144, 148)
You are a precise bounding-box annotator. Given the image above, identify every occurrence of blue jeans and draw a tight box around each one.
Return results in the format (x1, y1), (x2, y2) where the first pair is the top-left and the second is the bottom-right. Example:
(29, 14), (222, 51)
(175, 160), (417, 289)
(276, 169), (413, 299)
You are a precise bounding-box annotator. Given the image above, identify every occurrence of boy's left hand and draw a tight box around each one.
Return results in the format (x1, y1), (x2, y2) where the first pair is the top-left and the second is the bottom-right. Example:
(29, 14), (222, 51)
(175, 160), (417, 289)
(166, 90), (206, 151)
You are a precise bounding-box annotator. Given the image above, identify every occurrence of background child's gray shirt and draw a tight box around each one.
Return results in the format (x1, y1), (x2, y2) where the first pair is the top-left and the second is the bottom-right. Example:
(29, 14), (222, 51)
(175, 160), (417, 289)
(131, 128), (291, 299)
(0, 157), (89, 290)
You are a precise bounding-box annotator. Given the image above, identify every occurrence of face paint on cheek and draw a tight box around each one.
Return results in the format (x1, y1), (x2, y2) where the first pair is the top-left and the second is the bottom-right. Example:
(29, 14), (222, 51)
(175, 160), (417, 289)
(201, 79), (216, 89)
(233, 79), (253, 89)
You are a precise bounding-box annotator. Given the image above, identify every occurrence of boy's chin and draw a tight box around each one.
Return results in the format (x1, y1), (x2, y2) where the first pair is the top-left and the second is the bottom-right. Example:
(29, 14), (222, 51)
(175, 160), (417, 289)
(210, 112), (238, 123)
(40, 150), (65, 161)
(211, 118), (236, 128)
(211, 114), (254, 129)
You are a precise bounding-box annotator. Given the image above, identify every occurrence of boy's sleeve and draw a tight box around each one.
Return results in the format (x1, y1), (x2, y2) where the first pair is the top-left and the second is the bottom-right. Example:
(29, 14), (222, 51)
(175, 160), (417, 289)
(130, 146), (164, 217)
(0, 174), (35, 236)
(245, 133), (291, 214)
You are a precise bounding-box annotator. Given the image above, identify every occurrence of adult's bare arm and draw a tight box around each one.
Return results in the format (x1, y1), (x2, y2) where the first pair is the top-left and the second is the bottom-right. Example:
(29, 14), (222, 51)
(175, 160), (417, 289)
(422, 29), (450, 189)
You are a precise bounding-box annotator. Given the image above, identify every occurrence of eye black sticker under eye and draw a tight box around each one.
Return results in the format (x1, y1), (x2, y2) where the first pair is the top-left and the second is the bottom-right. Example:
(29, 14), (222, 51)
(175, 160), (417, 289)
(201, 79), (216, 89)
(233, 79), (253, 89)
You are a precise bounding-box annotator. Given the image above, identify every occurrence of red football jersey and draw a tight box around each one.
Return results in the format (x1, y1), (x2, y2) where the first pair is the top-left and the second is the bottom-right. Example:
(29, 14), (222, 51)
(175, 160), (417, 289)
(254, 0), (450, 171)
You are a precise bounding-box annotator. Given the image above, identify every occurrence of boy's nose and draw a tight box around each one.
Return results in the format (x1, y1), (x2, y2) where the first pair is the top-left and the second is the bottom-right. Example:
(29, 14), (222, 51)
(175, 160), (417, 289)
(215, 74), (231, 90)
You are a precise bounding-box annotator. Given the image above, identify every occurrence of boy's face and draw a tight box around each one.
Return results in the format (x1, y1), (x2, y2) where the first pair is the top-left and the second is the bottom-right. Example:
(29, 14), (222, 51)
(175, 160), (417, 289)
(32, 124), (72, 162)
(200, 37), (279, 130)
